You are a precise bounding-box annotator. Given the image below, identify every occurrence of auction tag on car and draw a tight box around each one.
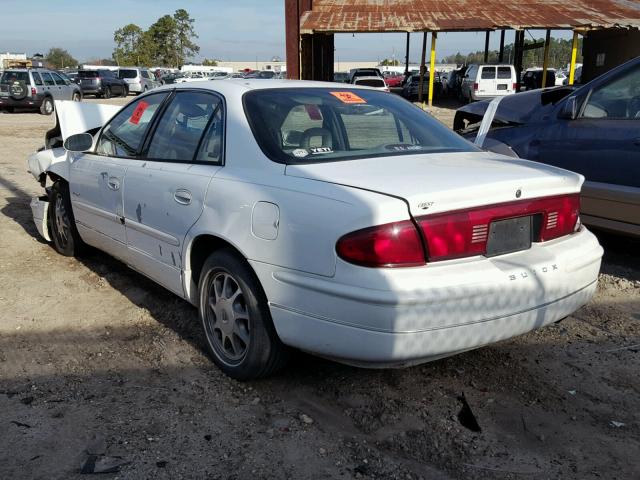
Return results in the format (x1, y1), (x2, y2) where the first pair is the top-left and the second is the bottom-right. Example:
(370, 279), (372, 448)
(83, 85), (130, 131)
(305, 104), (323, 120)
(129, 101), (149, 125)
(330, 91), (367, 104)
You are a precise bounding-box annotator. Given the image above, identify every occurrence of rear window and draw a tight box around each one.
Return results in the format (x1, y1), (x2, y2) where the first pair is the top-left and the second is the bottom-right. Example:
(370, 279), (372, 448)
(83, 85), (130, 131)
(243, 88), (476, 164)
(356, 79), (385, 88)
(119, 69), (138, 79)
(481, 67), (496, 79)
(1, 71), (29, 84)
(79, 71), (98, 78)
(497, 67), (512, 79)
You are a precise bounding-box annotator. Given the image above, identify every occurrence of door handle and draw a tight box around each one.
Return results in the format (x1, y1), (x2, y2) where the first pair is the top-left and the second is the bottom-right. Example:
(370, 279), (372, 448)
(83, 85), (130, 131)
(174, 189), (192, 205)
(107, 177), (121, 191)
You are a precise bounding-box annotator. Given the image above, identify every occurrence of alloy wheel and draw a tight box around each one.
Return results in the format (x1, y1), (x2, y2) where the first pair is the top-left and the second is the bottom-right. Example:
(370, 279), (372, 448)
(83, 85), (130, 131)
(204, 272), (251, 364)
(54, 193), (70, 249)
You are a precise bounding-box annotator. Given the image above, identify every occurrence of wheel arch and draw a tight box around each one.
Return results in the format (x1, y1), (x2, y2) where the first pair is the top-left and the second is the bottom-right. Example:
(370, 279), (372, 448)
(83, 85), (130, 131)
(184, 233), (255, 305)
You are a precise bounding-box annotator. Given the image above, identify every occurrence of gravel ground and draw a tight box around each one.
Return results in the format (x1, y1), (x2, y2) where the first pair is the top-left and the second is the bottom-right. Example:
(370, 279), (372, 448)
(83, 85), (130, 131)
(0, 96), (638, 479)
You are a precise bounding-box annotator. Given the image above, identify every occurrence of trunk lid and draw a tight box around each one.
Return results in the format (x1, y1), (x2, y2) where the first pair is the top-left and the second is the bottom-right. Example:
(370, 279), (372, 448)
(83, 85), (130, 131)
(285, 151), (583, 216)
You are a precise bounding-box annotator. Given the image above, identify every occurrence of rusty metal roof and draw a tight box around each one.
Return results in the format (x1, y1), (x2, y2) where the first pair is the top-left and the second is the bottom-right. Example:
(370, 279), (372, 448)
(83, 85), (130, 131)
(299, 0), (640, 33)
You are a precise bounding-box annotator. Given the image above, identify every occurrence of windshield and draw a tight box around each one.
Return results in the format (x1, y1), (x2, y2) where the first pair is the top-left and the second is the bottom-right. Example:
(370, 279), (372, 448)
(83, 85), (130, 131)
(119, 69), (138, 79)
(244, 88), (476, 164)
(1, 71), (29, 84)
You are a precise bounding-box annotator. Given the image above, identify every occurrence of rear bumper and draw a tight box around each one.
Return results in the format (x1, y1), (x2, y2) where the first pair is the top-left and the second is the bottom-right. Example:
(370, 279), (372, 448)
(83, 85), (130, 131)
(251, 228), (603, 366)
(125, 82), (143, 92)
(80, 86), (103, 95)
(0, 95), (44, 108)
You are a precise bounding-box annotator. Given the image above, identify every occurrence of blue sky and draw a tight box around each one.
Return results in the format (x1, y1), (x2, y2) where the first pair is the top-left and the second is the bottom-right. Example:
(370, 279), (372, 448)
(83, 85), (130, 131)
(0, 0), (574, 62)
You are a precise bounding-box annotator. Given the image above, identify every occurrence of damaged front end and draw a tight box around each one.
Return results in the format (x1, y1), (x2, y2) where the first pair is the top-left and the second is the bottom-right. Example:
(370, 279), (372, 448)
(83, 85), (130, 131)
(26, 100), (120, 241)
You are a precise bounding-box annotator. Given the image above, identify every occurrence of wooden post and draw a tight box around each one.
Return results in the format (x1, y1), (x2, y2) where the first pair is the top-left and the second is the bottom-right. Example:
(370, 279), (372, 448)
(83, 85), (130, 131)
(569, 31), (579, 85)
(484, 31), (490, 63)
(499, 30), (505, 62)
(541, 29), (551, 88)
(428, 32), (437, 107)
(405, 32), (411, 75)
(418, 32), (427, 103)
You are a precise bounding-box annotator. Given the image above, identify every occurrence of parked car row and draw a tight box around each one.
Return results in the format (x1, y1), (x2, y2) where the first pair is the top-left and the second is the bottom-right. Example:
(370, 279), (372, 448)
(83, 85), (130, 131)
(0, 67), (82, 114)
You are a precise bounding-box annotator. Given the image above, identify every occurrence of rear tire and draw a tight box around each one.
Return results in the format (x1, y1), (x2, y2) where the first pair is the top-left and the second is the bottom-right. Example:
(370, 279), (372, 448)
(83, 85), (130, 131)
(40, 97), (54, 115)
(121, 85), (128, 97)
(72, 92), (81, 102)
(49, 181), (85, 257)
(104, 87), (112, 99)
(198, 249), (288, 380)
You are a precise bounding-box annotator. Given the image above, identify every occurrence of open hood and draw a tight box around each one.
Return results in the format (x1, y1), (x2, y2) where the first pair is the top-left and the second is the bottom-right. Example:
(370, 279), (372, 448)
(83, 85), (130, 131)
(45, 100), (121, 148)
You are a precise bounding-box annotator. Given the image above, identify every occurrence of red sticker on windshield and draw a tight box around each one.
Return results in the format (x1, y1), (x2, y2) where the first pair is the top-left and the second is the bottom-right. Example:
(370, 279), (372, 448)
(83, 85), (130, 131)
(129, 100), (149, 125)
(305, 104), (323, 120)
(330, 91), (366, 104)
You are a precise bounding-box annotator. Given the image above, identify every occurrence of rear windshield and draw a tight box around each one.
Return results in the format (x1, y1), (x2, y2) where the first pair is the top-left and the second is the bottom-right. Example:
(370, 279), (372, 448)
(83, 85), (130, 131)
(1, 71), (29, 84)
(118, 69), (138, 79)
(357, 79), (385, 87)
(481, 67), (496, 79)
(243, 88), (476, 164)
(79, 71), (98, 78)
(497, 67), (512, 79)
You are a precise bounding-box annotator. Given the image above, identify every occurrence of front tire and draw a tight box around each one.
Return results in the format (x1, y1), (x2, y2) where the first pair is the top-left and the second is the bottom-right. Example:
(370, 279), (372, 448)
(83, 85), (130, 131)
(198, 250), (288, 380)
(72, 92), (81, 102)
(49, 181), (85, 257)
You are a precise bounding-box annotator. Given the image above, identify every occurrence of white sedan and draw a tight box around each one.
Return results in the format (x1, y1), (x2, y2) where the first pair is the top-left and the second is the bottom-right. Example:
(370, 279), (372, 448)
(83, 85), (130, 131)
(27, 81), (603, 380)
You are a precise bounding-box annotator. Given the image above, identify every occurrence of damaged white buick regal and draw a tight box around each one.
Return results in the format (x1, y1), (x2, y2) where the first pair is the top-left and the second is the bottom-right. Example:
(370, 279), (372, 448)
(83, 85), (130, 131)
(27, 81), (603, 379)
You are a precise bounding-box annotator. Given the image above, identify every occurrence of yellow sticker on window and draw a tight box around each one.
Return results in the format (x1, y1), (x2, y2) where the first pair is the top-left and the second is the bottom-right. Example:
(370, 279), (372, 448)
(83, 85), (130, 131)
(330, 91), (367, 104)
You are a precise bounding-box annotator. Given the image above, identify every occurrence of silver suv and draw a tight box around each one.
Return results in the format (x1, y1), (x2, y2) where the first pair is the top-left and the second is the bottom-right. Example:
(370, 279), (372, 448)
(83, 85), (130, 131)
(117, 67), (159, 95)
(0, 68), (82, 115)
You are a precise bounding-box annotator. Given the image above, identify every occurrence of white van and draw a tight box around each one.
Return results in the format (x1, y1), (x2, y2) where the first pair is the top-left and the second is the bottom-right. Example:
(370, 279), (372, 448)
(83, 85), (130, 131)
(461, 64), (517, 102)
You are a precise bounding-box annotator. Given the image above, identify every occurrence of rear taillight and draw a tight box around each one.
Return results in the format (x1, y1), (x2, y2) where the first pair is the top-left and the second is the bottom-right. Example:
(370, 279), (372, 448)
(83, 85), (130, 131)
(417, 194), (580, 262)
(31, 87), (36, 96)
(336, 220), (425, 268)
(473, 82), (478, 91)
(513, 82), (519, 91)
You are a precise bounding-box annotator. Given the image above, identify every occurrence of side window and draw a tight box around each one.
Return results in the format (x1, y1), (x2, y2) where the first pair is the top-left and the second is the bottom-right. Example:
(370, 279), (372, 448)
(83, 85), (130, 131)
(51, 72), (66, 85)
(481, 67), (496, 79)
(582, 65), (640, 119)
(195, 101), (224, 164)
(141, 71), (150, 79)
(41, 72), (55, 86)
(32, 72), (43, 86)
(466, 67), (477, 80)
(146, 91), (223, 162)
(96, 93), (168, 157)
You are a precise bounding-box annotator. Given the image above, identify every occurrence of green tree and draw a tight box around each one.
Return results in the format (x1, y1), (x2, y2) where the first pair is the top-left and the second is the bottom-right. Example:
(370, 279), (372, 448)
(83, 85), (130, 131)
(45, 47), (77, 69)
(113, 24), (151, 66)
(173, 9), (200, 65)
(202, 58), (218, 66)
(380, 58), (400, 66)
(147, 15), (179, 66)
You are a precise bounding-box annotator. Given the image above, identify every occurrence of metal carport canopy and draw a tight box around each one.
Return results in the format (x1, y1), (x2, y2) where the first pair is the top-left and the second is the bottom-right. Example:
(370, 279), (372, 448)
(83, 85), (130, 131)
(299, 0), (640, 33)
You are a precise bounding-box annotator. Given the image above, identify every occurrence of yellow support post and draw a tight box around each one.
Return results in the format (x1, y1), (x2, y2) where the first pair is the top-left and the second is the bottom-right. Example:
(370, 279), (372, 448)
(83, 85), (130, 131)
(428, 32), (437, 107)
(541, 29), (551, 88)
(569, 31), (579, 85)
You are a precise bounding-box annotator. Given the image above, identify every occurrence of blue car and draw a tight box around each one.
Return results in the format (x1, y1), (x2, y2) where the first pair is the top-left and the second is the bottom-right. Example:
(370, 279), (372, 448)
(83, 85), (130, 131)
(454, 56), (640, 238)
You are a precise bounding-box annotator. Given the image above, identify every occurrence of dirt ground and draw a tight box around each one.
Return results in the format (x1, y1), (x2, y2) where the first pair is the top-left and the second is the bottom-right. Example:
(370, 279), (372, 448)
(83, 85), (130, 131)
(0, 96), (638, 480)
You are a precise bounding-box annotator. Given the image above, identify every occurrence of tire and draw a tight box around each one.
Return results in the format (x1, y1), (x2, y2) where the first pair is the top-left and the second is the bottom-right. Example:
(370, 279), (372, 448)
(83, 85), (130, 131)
(9, 81), (28, 100)
(4, 107), (15, 113)
(104, 86), (112, 99)
(72, 92), (81, 102)
(121, 85), (128, 97)
(48, 181), (85, 257)
(198, 249), (288, 380)
(40, 96), (54, 115)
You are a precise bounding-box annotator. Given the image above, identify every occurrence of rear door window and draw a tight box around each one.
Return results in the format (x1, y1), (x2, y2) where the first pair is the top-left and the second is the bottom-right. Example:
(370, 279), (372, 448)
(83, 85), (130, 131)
(481, 67), (496, 79)
(146, 91), (223, 162)
(497, 67), (512, 79)
(41, 72), (56, 86)
(96, 93), (168, 157)
(51, 72), (66, 86)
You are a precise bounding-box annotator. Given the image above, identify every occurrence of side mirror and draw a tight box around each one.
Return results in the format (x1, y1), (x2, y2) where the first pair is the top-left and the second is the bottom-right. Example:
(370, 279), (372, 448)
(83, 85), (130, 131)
(64, 133), (93, 152)
(558, 96), (578, 120)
